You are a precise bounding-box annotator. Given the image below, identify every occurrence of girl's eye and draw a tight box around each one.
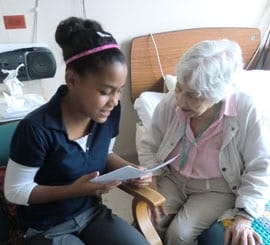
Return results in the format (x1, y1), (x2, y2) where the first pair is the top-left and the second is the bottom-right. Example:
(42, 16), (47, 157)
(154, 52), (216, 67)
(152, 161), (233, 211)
(100, 89), (122, 97)
(100, 89), (112, 95)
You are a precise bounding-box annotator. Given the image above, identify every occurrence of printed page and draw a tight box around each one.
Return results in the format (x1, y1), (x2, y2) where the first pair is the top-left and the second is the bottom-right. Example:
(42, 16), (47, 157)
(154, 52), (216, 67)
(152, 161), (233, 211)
(91, 154), (179, 183)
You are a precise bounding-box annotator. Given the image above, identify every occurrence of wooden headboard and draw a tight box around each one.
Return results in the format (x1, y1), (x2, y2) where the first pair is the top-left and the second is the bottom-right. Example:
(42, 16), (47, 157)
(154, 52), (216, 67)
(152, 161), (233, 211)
(130, 27), (261, 101)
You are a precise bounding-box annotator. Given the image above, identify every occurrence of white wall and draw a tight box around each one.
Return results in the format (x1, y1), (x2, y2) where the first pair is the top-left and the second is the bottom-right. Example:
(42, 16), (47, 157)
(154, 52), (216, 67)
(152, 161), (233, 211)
(1, 0), (269, 161)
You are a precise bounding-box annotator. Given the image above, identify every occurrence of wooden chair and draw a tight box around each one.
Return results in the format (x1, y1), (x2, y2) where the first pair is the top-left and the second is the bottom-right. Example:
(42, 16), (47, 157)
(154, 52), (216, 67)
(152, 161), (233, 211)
(0, 121), (165, 245)
(119, 184), (165, 245)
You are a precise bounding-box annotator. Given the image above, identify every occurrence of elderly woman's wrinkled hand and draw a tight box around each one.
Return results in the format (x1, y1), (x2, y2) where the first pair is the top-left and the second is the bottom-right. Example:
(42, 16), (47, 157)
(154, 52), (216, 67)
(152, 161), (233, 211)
(126, 166), (153, 187)
(224, 216), (263, 245)
(150, 205), (167, 226)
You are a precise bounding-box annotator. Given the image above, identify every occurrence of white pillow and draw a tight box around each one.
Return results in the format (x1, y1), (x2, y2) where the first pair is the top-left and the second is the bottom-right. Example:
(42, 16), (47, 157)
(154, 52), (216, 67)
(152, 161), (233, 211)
(135, 122), (145, 155)
(164, 74), (177, 91)
(236, 69), (270, 125)
(134, 91), (165, 128)
(236, 69), (270, 94)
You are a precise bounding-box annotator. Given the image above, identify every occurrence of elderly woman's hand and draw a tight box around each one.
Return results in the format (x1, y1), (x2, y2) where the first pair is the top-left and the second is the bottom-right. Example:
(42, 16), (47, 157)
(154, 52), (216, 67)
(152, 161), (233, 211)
(224, 216), (262, 245)
(150, 204), (167, 226)
(125, 165), (153, 187)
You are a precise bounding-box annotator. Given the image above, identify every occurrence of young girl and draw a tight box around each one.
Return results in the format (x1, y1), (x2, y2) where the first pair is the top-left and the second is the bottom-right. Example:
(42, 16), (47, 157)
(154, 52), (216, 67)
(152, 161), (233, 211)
(4, 17), (151, 245)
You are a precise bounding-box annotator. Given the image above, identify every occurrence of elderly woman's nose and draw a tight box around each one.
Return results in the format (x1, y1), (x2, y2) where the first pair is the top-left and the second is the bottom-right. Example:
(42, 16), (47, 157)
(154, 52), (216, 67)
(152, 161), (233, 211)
(178, 94), (188, 106)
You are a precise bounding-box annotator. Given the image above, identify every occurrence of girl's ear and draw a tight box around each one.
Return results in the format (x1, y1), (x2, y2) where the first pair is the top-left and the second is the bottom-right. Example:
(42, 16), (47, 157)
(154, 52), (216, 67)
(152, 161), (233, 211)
(65, 70), (79, 88)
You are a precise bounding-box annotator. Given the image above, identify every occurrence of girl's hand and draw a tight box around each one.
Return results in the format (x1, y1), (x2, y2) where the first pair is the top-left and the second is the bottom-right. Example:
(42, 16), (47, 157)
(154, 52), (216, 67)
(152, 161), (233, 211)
(71, 171), (121, 197)
(224, 216), (262, 245)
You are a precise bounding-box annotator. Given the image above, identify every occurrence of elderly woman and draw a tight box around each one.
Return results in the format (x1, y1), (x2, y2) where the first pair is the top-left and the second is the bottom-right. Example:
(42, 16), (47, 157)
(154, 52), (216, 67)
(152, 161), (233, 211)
(138, 39), (270, 245)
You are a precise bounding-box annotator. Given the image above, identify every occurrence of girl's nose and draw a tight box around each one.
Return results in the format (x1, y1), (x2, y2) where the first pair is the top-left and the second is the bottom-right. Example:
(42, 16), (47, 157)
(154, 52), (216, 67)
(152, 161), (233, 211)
(110, 92), (119, 106)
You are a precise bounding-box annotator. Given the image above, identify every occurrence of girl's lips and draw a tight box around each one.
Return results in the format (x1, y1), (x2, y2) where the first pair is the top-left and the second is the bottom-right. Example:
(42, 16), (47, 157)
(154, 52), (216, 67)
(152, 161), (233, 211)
(100, 110), (111, 117)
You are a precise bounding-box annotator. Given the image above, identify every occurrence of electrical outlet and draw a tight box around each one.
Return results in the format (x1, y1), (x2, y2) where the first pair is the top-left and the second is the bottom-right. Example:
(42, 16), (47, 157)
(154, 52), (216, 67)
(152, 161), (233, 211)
(3, 15), (26, 29)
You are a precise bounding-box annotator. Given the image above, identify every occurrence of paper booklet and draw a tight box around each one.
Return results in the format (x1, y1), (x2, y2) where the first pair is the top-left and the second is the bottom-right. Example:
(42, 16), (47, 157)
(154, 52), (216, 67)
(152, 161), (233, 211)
(91, 154), (180, 183)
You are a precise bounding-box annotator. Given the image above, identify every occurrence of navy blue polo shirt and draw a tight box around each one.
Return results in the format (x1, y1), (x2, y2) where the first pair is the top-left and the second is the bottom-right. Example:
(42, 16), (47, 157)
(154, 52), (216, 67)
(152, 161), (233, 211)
(10, 85), (120, 231)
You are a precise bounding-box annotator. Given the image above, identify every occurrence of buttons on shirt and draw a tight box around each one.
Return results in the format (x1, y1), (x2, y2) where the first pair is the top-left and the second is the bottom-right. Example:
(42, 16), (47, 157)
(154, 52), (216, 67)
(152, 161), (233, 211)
(221, 167), (227, 171)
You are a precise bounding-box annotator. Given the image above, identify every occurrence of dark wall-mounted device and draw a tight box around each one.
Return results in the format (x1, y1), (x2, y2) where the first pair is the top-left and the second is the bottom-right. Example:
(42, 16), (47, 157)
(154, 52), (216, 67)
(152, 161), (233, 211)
(0, 46), (56, 82)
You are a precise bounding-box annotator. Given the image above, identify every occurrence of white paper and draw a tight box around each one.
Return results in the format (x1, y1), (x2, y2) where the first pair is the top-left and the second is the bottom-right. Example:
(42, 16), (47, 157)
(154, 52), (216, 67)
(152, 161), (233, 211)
(91, 154), (180, 183)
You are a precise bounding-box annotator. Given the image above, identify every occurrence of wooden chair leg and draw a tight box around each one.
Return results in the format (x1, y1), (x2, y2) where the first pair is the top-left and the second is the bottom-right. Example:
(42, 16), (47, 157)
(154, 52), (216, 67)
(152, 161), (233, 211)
(118, 185), (164, 245)
(133, 199), (163, 245)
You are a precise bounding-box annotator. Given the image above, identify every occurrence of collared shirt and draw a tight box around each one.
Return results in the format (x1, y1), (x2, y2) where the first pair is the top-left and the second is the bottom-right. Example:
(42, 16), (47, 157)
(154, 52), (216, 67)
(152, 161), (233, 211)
(9, 85), (121, 231)
(169, 95), (236, 179)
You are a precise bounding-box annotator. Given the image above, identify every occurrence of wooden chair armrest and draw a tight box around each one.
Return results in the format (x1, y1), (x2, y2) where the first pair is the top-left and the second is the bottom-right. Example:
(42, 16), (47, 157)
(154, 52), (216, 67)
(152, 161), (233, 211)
(118, 184), (165, 209)
(118, 184), (165, 245)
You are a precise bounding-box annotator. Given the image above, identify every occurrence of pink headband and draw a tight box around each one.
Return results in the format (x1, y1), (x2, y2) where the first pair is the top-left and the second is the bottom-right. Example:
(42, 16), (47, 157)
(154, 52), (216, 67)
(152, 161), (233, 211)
(65, 43), (120, 65)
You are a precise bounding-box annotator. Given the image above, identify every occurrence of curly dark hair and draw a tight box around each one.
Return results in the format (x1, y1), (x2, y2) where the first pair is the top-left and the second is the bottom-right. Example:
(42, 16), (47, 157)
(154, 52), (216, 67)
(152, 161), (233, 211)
(55, 17), (126, 75)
